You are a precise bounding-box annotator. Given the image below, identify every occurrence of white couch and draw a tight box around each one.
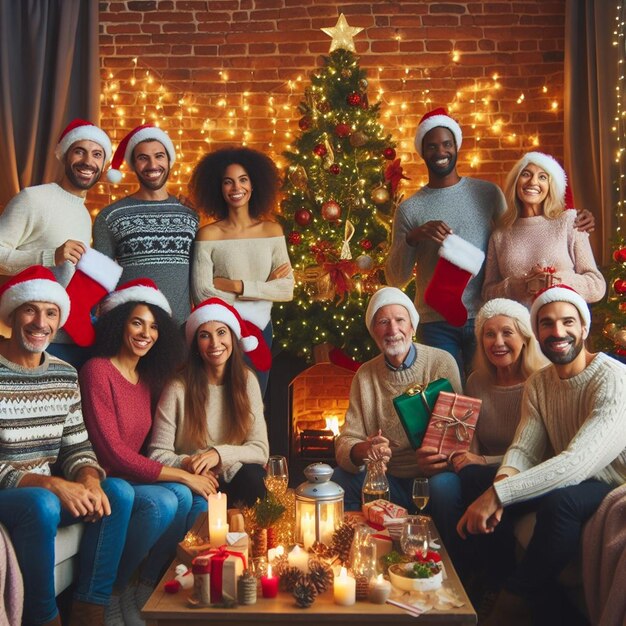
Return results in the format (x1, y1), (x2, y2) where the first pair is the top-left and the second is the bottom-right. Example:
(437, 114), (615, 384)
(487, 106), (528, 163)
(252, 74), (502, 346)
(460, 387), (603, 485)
(54, 522), (85, 595)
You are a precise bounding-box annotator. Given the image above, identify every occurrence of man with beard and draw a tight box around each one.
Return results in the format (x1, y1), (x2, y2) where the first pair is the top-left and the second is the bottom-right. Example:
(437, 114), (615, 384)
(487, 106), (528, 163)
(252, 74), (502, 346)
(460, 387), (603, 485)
(0, 265), (134, 626)
(94, 124), (198, 324)
(0, 119), (110, 285)
(456, 285), (626, 625)
(333, 287), (461, 510)
(385, 108), (506, 378)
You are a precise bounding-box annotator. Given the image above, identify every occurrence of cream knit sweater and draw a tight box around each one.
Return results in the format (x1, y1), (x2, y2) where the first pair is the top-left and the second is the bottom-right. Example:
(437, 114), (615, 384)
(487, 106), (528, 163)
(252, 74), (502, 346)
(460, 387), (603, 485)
(495, 353), (626, 506)
(335, 344), (462, 478)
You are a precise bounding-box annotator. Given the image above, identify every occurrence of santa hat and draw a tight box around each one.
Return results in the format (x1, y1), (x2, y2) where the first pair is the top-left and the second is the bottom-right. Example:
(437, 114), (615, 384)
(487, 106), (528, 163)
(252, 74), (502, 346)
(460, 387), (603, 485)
(0, 266), (70, 326)
(530, 284), (590, 337)
(55, 118), (112, 163)
(186, 298), (272, 371)
(414, 107), (463, 158)
(515, 152), (567, 207)
(475, 298), (533, 340)
(106, 124), (176, 183)
(365, 286), (419, 335)
(100, 278), (172, 317)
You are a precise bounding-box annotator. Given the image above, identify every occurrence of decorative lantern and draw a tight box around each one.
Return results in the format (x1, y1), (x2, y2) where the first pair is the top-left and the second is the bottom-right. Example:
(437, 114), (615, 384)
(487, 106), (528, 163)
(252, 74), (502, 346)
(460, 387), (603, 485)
(295, 463), (344, 548)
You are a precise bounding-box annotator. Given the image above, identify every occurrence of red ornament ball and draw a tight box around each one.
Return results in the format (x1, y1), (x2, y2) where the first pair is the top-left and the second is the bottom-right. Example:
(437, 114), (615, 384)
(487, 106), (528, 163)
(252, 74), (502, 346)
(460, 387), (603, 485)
(329, 163), (341, 175)
(295, 208), (312, 226)
(321, 200), (341, 222)
(288, 231), (302, 245)
(360, 238), (373, 251)
(613, 247), (626, 263)
(313, 143), (327, 157)
(614, 279), (626, 295)
(383, 147), (396, 160)
(298, 116), (312, 131)
(346, 91), (362, 107)
(334, 123), (352, 138)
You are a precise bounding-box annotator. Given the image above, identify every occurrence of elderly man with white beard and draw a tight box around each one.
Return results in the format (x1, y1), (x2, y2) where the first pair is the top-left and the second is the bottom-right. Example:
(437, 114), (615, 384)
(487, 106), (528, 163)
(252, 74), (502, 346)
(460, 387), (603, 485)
(333, 287), (462, 511)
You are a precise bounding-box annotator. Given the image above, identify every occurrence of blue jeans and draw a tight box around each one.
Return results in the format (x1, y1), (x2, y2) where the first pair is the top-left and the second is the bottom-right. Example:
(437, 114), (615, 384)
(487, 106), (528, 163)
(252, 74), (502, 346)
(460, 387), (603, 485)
(420, 319), (476, 381)
(332, 466), (416, 512)
(0, 478), (134, 624)
(116, 482), (207, 588)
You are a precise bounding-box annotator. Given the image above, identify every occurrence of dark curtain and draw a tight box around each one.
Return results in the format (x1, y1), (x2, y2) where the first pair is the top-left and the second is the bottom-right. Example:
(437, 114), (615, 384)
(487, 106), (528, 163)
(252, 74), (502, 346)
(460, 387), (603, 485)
(0, 0), (99, 208)
(564, 0), (619, 265)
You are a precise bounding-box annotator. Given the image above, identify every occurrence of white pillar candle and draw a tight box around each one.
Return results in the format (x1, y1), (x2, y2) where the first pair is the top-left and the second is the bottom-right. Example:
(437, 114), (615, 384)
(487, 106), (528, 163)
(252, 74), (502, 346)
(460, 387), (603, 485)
(301, 511), (315, 550)
(367, 574), (391, 604)
(287, 544), (309, 573)
(209, 518), (228, 548)
(208, 492), (227, 532)
(334, 566), (356, 606)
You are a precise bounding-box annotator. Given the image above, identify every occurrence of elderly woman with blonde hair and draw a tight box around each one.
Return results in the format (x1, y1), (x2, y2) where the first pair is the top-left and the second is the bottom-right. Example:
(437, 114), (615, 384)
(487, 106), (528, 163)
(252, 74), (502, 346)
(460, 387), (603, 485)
(482, 152), (605, 308)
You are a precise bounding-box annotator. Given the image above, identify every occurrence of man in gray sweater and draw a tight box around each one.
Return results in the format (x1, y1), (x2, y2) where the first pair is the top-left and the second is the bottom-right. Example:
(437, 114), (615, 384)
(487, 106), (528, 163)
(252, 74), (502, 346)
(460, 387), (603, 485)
(94, 125), (198, 325)
(457, 285), (626, 626)
(385, 107), (506, 377)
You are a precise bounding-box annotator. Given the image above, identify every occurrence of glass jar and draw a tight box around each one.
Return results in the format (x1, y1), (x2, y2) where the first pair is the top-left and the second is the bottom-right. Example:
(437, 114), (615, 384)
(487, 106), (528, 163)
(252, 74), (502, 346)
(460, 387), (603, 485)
(361, 459), (390, 506)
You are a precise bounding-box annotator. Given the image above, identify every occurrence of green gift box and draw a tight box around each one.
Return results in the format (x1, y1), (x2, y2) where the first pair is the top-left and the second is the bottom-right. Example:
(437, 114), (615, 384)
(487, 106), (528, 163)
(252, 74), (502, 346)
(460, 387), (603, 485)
(392, 378), (453, 449)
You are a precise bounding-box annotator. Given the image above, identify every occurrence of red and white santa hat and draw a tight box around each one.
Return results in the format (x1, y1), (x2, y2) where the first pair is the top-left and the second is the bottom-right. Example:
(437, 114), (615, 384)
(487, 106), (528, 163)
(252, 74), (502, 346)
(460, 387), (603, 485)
(514, 152), (567, 207)
(55, 118), (112, 163)
(414, 107), (463, 158)
(186, 298), (272, 371)
(100, 278), (172, 317)
(106, 124), (176, 183)
(530, 284), (591, 337)
(0, 266), (70, 326)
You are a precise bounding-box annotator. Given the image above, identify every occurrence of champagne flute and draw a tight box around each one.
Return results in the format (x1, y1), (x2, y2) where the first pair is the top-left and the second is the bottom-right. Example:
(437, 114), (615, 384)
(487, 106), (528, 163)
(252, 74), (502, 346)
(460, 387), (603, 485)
(412, 478), (430, 516)
(264, 455), (288, 495)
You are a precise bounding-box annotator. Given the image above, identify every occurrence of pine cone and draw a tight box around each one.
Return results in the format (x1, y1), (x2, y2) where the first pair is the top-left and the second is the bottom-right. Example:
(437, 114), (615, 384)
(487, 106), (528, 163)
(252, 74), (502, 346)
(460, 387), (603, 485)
(331, 518), (357, 565)
(279, 565), (303, 592)
(293, 578), (318, 608)
(307, 558), (333, 594)
(310, 540), (334, 560)
(272, 554), (290, 576)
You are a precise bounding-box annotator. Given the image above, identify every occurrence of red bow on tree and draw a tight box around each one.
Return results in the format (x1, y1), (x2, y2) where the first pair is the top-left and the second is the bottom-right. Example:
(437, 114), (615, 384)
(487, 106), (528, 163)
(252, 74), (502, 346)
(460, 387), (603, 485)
(384, 158), (409, 194)
(323, 259), (356, 297)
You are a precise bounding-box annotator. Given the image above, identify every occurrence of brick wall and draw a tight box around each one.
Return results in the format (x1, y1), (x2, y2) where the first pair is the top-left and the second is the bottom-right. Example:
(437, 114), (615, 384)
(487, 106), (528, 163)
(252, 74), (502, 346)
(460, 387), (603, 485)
(96, 0), (565, 214)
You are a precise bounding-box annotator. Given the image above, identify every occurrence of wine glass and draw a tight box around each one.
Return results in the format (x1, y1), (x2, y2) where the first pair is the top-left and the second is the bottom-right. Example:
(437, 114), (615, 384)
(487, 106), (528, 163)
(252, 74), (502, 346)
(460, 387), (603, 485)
(400, 516), (429, 559)
(264, 455), (288, 495)
(412, 478), (430, 516)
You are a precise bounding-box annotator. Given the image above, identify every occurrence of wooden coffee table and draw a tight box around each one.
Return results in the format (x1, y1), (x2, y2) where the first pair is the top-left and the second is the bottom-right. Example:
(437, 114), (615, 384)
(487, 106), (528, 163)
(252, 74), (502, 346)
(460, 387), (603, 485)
(142, 529), (476, 626)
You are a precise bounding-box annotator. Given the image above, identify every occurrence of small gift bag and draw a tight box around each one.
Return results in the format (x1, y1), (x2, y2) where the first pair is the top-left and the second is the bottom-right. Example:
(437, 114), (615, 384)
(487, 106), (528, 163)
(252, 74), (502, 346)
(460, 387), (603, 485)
(393, 378), (454, 449)
(420, 392), (481, 458)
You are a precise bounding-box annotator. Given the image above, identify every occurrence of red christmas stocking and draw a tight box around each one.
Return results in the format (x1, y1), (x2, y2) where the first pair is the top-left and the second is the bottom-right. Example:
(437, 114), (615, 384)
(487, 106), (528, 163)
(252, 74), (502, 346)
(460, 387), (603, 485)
(424, 234), (485, 327)
(64, 247), (123, 346)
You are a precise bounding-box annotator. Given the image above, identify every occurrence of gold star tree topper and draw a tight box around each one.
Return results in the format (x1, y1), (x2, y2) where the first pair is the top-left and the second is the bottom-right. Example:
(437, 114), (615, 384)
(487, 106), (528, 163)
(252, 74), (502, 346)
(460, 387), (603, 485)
(321, 14), (364, 53)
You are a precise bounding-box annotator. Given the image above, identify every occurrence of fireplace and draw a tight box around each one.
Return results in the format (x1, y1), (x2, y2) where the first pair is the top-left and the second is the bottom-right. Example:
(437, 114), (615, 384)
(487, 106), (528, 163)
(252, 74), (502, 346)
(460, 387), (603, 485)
(266, 346), (356, 482)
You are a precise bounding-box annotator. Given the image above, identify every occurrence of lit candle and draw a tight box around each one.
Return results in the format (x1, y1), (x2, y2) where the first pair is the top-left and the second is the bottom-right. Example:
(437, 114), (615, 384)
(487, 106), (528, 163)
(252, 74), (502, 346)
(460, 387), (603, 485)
(320, 508), (335, 545)
(287, 545), (309, 573)
(260, 564), (279, 598)
(367, 574), (391, 604)
(209, 518), (228, 548)
(267, 545), (284, 564)
(301, 512), (315, 550)
(333, 566), (356, 606)
(208, 492), (227, 531)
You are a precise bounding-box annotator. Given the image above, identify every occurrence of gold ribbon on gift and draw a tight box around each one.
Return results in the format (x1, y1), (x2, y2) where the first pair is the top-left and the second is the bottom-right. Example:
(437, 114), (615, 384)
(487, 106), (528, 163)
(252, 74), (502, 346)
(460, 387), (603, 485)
(429, 394), (476, 454)
(340, 219), (355, 260)
(403, 382), (431, 414)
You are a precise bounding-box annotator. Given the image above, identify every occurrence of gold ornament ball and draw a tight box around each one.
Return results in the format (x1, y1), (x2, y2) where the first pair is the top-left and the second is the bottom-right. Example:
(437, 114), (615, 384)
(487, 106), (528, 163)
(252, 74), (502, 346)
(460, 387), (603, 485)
(349, 131), (368, 147)
(615, 329), (626, 348)
(371, 186), (390, 205)
(355, 254), (374, 271)
(604, 322), (618, 338)
(321, 200), (341, 221)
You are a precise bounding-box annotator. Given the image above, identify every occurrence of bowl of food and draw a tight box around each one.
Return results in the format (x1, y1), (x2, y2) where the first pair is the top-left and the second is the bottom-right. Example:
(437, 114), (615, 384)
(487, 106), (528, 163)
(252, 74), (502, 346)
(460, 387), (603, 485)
(388, 560), (443, 592)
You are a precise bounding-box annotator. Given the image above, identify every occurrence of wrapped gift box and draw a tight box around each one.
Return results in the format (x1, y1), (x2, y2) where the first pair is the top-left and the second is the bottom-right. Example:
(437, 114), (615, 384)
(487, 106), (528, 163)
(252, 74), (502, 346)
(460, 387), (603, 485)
(421, 392), (481, 458)
(193, 547), (247, 603)
(362, 499), (408, 526)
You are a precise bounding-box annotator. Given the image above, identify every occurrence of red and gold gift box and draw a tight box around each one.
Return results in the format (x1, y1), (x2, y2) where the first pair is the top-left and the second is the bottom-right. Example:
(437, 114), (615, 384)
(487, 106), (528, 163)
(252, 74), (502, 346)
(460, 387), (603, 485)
(421, 392), (481, 458)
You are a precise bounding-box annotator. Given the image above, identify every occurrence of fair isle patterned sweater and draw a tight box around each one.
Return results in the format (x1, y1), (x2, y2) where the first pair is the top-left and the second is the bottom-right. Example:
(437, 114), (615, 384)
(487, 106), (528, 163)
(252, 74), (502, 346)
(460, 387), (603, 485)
(0, 348), (104, 489)
(93, 196), (199, 324)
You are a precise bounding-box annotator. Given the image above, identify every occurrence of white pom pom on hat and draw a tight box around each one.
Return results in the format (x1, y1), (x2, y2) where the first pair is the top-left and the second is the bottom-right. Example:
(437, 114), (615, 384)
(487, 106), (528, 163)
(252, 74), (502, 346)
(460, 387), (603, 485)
(106, 124), (176, 183)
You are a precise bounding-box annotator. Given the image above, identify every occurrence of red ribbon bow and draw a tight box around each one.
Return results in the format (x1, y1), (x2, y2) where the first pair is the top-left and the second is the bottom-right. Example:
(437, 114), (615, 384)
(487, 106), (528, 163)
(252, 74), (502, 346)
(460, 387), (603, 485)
(384, 158), (409, 194)
(323, 259), (356, 297)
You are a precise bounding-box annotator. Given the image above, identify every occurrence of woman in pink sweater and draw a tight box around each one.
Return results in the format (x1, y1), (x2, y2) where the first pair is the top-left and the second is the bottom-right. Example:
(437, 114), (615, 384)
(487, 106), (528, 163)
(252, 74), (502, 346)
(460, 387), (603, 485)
(482, 152), (605, 308)
(80, 279), (216, 624)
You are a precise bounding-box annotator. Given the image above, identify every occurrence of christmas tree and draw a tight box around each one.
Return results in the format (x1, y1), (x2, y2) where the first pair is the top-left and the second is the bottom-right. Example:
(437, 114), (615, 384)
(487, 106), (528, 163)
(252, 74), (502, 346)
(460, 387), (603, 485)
(274, 15), (407, 363)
